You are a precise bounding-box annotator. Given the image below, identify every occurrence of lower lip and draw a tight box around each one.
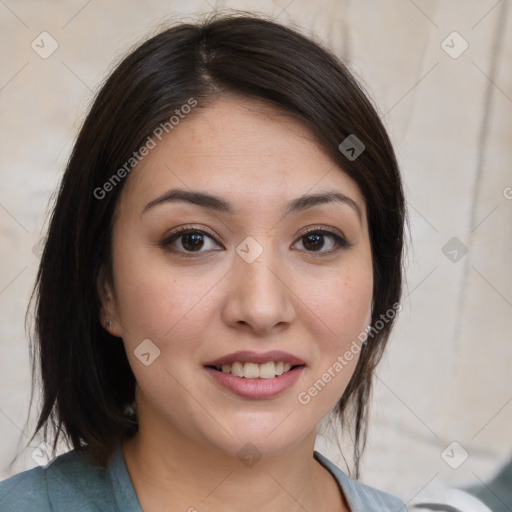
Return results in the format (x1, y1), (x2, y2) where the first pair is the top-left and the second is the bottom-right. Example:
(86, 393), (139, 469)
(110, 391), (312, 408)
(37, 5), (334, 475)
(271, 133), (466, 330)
(204, 366), (305, 399)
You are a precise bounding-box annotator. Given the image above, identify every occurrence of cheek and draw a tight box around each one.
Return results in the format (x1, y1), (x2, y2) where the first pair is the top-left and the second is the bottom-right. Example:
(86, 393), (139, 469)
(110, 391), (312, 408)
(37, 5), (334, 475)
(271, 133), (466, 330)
(291, 262), (372, 419)
(305, 261), (373, 347)
(112, 247), (218, 355)
(299, 258), (372, 397)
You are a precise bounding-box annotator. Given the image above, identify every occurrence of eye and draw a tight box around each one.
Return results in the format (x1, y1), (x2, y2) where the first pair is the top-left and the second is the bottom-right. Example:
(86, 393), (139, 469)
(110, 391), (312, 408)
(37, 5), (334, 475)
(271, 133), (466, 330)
(161, 226), (222, 256)
(293, 226), (351, 254)
(161, 225), (351, 258)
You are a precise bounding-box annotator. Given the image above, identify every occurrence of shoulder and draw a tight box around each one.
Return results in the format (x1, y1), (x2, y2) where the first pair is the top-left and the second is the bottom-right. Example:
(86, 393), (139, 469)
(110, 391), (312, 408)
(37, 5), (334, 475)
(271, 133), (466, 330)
(0, 449), (117, 512)
(342, 476), (407, 511)
(0, 463), (51, 512)
(313, 450), (406, 512)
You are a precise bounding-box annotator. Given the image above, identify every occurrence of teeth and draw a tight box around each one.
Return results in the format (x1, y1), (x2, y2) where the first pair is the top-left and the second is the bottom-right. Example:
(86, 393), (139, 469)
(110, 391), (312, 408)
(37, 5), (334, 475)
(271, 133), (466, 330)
(215, 361), (295, 379)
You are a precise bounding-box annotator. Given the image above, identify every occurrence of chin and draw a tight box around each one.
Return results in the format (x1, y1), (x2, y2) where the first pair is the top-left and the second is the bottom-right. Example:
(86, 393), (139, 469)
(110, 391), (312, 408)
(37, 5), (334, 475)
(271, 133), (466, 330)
(194, 411), (317, 461)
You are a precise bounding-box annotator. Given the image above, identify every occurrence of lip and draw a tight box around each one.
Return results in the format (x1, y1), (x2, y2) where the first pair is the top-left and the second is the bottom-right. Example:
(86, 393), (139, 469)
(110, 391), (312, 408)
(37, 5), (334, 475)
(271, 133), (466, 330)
(203, 350), (306, 367)
(204, 365), (306, 399)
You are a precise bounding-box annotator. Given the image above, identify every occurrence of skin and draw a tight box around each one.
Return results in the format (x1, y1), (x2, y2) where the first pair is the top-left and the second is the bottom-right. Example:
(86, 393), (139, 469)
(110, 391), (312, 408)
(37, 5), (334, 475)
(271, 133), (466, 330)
(98, 96), (373, 512)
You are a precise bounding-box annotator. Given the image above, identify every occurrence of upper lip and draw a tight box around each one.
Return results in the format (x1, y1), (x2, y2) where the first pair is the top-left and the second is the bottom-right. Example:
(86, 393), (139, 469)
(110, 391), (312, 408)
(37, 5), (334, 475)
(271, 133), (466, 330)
(204, 350), (306, 367)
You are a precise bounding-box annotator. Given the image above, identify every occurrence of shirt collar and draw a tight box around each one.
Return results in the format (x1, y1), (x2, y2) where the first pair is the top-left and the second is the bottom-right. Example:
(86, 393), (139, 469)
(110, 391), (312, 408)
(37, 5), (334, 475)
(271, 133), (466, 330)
(108, 443), (392, 512)
(108, 443), (143, 512)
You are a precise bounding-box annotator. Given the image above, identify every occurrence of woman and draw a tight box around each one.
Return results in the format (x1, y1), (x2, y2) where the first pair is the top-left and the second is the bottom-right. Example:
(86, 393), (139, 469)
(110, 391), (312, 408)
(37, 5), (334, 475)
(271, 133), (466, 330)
(0, 13), (406, 511)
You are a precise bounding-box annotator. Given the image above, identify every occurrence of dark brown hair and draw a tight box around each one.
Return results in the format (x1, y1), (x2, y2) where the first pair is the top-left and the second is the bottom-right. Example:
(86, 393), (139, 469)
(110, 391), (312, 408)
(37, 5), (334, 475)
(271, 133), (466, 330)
(23, 12), (406, 478)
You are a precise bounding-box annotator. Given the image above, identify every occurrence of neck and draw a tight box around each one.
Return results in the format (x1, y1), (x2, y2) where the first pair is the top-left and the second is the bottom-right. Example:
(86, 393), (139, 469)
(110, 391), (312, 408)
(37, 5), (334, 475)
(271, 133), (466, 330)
(121, 417), (347, 511)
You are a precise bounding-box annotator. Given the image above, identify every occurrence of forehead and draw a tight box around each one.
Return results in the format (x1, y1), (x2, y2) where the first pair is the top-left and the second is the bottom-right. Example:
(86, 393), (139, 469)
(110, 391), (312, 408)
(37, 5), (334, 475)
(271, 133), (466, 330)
(116, 97), (365, 219)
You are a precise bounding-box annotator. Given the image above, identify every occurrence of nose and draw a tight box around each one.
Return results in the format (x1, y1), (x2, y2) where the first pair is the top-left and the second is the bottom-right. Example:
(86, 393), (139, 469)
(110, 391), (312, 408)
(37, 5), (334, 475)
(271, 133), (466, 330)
(221, 244), (297, 336)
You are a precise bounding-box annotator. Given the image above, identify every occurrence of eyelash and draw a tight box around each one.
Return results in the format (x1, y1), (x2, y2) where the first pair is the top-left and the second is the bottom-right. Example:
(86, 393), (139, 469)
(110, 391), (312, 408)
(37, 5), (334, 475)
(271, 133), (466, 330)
(160, 225), (352, 258)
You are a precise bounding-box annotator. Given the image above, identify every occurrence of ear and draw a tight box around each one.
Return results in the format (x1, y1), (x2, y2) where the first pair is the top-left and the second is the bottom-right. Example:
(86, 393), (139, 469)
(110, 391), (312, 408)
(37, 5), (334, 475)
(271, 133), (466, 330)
(97, 265), (122, 337)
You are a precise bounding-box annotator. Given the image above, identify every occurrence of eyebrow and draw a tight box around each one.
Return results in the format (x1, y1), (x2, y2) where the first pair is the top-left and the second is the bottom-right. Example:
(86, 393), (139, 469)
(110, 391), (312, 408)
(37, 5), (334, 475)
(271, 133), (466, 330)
(142, 188), (362, 223)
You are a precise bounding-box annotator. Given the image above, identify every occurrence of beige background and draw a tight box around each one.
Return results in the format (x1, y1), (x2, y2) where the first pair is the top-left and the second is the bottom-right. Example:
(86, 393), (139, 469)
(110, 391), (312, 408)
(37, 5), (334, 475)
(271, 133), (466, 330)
(1, 0), (511, 507)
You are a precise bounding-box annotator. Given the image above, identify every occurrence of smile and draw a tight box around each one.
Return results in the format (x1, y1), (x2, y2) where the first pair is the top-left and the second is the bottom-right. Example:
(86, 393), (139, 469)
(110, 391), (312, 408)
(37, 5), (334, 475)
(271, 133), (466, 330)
(210, 361), (299, 379)
(204, 364), (306, 399)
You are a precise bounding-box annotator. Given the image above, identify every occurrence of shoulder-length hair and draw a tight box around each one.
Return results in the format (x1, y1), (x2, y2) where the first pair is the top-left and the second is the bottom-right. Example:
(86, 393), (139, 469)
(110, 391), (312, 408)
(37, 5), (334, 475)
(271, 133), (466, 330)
(24, 12), (406, 478)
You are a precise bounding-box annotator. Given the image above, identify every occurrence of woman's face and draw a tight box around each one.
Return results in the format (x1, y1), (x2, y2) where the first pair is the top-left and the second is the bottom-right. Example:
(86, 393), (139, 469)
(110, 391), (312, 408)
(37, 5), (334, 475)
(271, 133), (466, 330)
(100, 96), (373, 458)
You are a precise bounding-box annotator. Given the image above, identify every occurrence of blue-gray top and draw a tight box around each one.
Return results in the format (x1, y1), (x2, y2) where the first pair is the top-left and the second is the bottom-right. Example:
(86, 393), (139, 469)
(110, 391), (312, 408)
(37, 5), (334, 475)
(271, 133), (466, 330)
(0, 446), (406, 511)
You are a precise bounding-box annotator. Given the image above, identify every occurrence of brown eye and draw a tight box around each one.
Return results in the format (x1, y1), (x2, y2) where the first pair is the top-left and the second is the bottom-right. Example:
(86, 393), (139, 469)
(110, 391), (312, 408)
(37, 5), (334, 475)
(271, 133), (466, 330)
(294, 229), (350, 254)
(179, 231), (206, 251)
(162, 227), (222, 256)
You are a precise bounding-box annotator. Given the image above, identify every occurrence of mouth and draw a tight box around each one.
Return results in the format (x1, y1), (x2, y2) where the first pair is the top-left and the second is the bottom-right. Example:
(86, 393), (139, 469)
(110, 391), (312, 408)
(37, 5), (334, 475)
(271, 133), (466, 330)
(203, 350), (307, 398)
(204, 364), (306, 399)
(205, 361), (305, 379)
